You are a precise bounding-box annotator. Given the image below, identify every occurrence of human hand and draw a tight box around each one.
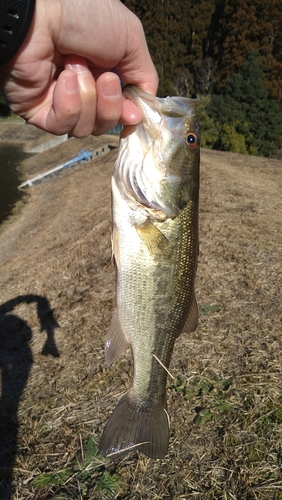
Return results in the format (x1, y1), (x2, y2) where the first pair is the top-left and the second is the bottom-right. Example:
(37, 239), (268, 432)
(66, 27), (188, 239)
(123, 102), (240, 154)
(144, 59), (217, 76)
(0, 0), (158, 137)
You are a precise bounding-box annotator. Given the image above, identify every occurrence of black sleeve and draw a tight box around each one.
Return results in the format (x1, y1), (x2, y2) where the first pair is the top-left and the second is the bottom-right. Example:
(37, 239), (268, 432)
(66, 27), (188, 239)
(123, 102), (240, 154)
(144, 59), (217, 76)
(0, 0), (36, 66)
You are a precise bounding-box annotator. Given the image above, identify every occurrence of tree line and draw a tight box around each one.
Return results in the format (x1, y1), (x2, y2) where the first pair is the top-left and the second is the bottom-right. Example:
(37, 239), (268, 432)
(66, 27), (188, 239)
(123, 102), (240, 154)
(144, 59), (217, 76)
(124, 0), (282, 157)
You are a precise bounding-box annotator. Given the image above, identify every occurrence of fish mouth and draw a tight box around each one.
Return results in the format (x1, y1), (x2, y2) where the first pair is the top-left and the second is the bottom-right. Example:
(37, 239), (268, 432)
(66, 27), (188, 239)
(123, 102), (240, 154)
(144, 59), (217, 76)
(116, 86), (199, 219)
(123, 85), (197, 138)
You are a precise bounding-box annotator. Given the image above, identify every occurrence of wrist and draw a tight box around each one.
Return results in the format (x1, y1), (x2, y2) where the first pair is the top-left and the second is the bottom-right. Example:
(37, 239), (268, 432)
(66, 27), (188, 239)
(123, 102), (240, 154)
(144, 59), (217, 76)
(0, 0), (36, 66)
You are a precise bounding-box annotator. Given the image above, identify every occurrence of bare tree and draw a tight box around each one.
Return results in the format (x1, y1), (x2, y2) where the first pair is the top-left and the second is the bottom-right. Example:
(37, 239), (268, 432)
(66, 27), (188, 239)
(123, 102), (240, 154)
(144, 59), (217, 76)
(195, 57), (214, 95)
(173, 67), (194, 97)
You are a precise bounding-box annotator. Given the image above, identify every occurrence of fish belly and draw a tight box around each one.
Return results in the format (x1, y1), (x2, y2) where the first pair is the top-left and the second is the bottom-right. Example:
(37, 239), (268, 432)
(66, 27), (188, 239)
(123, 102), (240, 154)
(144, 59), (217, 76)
(99, 179), (198, 459)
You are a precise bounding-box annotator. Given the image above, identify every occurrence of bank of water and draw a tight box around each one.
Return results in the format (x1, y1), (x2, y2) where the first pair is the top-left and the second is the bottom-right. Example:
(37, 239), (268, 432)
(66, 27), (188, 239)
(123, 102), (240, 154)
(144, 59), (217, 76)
(0, 143), (31, 226)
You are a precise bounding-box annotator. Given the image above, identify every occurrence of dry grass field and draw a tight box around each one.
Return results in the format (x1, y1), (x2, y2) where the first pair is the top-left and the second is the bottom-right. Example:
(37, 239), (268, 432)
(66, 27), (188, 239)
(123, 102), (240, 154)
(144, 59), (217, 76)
(0, 123), (281, 499)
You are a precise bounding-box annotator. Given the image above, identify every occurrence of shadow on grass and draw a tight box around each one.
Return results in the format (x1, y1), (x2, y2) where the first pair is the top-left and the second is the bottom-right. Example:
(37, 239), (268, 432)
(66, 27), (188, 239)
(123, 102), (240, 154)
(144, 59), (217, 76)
(0, 295), (60, 499)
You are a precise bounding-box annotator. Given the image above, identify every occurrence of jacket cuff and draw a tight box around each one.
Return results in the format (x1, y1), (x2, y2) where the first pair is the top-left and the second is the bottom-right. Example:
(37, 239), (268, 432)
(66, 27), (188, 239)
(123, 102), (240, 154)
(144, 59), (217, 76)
(0, 0), (36, 66)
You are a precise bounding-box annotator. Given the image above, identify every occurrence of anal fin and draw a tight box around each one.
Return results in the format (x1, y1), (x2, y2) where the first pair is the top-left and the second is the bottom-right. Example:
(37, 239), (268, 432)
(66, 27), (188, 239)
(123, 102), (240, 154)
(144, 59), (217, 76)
(181, 293), (198, 334)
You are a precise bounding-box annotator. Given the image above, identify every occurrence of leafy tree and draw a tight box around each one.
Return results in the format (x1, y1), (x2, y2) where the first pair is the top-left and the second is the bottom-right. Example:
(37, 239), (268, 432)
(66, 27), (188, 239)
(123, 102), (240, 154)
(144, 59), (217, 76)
(218, 123), (249, 155)
(210, 0), (282, 102)
(258, 0), (282, 101)
(124, 0), (193, 96)
(121, 0), (282, 157)
(124, 0), (282, 105)
(207, 51), (282, 156)
(186, 0), (216, 94)
(196, 96), (219, 148)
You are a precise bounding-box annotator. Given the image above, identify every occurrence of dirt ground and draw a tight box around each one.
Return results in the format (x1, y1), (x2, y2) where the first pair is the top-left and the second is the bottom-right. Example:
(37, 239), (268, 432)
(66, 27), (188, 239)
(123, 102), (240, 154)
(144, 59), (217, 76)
(0, 123), (282, 499)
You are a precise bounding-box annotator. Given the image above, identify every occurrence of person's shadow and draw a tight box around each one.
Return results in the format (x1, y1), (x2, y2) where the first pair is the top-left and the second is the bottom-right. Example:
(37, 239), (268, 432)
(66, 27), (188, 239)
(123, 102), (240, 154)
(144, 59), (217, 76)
(0, 295), (60, 499)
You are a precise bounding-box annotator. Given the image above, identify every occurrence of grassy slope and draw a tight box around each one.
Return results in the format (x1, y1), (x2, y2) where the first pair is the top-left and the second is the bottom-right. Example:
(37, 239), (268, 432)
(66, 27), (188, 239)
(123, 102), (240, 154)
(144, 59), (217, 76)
(0, 126), (281, 499)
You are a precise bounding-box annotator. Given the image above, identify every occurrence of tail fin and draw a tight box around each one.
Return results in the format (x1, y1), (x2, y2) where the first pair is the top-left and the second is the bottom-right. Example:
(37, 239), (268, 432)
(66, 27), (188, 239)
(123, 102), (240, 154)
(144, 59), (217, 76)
(99, 392), (169, 459)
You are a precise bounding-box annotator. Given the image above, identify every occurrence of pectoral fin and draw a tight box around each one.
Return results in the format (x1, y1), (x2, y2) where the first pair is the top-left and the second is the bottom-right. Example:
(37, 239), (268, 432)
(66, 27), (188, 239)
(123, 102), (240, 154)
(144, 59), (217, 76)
(180, 294), (198, 334)
(105, 310), (129, 366)
(112, 224), (120, 270)
(135, 222), (172, 259)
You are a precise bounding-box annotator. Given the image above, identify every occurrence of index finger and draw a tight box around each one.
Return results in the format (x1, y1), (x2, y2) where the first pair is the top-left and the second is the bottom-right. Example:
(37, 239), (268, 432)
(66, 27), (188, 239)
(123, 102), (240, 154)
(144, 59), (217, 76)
(116, 19), (158, 96)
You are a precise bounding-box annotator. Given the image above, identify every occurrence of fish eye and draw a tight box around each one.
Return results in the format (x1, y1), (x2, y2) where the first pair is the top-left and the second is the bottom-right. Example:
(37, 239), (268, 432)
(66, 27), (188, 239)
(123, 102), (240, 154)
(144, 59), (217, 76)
(186, 132), (199, 150)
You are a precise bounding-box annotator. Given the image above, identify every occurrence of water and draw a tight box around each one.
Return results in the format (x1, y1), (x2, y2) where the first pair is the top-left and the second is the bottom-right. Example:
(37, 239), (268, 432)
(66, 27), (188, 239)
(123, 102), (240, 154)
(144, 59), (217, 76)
(0, 143), (30, 226)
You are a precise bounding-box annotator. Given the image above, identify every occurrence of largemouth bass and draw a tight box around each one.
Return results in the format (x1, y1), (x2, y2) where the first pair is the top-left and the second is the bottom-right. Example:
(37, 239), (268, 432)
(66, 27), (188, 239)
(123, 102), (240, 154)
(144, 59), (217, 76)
(99, 85), (200, 459)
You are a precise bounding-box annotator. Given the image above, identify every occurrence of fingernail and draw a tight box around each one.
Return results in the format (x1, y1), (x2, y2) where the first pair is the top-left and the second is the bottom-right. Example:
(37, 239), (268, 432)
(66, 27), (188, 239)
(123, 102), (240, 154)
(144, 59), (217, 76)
(102, 79), (122, 98)
(65, 74), (78, 93)
(70, 63), (90, 74)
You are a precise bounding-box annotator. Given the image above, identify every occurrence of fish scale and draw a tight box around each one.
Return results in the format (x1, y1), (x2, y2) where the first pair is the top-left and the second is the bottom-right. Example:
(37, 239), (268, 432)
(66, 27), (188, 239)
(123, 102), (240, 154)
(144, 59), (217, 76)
(99, 85), (200, 459)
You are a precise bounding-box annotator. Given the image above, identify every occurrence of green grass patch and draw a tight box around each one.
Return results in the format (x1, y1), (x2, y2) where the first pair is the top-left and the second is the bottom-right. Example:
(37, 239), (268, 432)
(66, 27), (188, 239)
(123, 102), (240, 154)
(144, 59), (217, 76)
(32, 437), (125, 499)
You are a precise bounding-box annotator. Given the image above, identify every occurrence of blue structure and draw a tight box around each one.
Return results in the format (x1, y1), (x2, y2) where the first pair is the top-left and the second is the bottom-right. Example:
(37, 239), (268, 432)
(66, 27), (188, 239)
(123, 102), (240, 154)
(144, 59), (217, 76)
(62, 149), (92, 169)
(18, 148), (96, 189)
